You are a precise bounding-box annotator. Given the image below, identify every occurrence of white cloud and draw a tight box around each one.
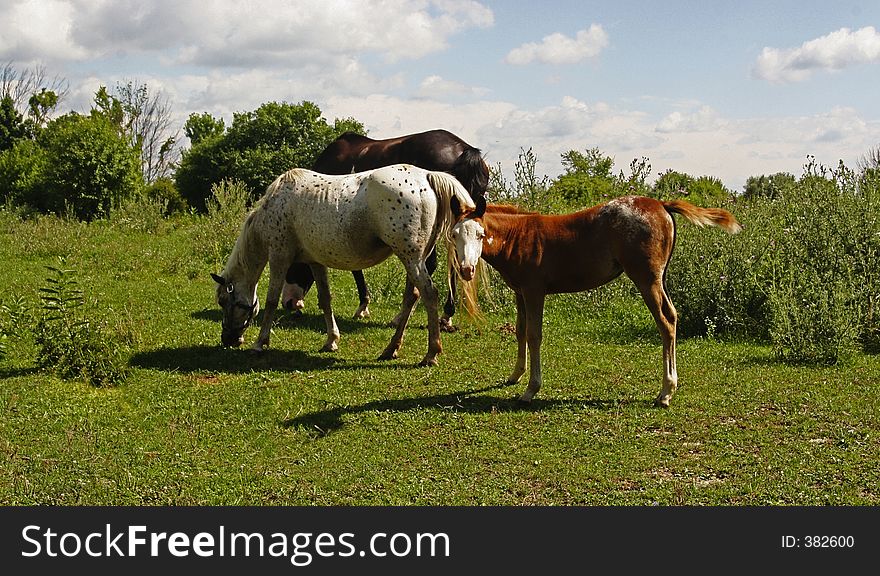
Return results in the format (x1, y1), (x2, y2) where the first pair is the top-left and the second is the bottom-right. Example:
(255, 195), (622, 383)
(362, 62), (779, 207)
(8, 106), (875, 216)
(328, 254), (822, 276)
(505, 24), (608, 65)
(0, 0), (89, 62)
(416, 75), (490, 99)
(0, 0), (495, 66)
(753, 26), (880, 83)
(656, 105), (725, 133)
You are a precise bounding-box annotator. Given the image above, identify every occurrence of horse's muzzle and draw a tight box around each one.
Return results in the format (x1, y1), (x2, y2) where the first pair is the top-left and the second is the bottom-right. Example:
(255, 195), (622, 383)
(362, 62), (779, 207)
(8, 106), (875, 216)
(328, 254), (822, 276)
(282, 282), (306, 311)
(283, 297), (305, 312)
(459, 264), (475, 282)
(221, 331), (245, 347)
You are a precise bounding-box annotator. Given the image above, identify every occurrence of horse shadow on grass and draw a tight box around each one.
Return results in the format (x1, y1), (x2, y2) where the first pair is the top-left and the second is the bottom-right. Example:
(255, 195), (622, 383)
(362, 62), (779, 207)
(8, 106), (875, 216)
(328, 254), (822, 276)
(130, 345), (343, 374)
(281, 382), (651, 437)
(191, 307), (393, 335)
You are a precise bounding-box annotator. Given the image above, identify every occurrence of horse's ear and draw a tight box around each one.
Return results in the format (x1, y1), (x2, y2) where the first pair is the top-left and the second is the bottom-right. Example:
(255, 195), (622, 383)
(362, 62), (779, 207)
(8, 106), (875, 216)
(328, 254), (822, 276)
(211, 273), (226, 286)
(451, 195), (463, 218)
(473, 195), (487, 218)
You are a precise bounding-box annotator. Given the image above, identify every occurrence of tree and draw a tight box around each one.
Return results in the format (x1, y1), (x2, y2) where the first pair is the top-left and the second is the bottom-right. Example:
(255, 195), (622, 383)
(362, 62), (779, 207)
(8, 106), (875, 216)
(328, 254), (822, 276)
(0, 138), (46, 205)
(653, 169), (731, 205)
(114, 81), (178, 183)
(1, 61), (67, 115)
(0, 95), (26, 151)
(184, 112), (225, 145)
(742, 172), (796, 200)
(548, 147), (618, 208)
(35, 111), (143, 220)
(92, 82), (178, 183)
(175, 101), (365, 211)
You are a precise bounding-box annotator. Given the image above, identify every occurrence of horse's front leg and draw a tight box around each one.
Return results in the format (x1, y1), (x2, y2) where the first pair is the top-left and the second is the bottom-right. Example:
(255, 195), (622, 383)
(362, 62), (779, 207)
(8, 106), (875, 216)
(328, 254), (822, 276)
(410, 259), (442, 367)
(311, 264), (340, 352)
(253, 264), (285, 352)
(518, 291), (545, 403)
(440, 261), (457, 333)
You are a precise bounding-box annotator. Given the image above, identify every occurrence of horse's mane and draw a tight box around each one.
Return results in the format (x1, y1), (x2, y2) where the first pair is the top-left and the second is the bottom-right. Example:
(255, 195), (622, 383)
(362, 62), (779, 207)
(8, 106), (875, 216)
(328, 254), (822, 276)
(425, 171), (476, 243)
(222, 209), (262, 280)
(220, 170), (305, 280)
(488, 203), (538, 215)
(337, 131), (373, 143)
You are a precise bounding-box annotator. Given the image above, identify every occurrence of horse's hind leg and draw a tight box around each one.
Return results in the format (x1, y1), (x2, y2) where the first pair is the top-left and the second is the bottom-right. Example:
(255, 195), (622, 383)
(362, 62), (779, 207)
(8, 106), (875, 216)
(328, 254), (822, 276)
(351, 270), (371, 319)
(636, 277), (678, 408)
(310, 264), (340, 352)
(518, 291), (545, 403)
(506, 292), (528, 386)
(379, 279), (419, 361)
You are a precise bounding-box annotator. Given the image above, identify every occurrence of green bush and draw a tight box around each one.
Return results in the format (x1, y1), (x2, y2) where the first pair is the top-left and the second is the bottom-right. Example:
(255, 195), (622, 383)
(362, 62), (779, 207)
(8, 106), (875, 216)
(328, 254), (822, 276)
(668, 157), (880, 364)
(0, 139), (47, 206)
(35, 112), (143, 221)
(145, 177), (187, 214)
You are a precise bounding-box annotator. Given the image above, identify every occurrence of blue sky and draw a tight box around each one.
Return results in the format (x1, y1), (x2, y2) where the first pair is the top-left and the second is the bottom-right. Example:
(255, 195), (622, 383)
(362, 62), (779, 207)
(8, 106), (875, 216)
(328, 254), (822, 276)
(2, 0), (879, 191)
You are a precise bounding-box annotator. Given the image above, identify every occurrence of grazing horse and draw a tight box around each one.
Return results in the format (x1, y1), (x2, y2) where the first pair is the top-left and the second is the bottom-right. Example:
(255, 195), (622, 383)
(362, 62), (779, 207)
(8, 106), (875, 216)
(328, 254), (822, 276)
(282, 129), (490, 331)
(212, 164), (479, 367)
(450, 196), (742, 407)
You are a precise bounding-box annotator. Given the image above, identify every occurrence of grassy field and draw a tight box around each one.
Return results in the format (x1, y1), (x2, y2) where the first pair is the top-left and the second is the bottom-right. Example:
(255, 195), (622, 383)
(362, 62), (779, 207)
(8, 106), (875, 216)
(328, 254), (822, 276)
(1, 211), (879, 505)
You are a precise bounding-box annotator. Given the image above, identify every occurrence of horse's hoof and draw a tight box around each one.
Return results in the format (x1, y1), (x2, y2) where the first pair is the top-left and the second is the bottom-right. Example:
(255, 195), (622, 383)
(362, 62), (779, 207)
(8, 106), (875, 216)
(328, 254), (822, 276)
(439, 321), (458, 333)
(320, 343), (339, 353)
(417, 357), (438, 368)
(377, 350), (398, 361)
(515, 396), (533, 408)
(352, 307), (370, 320)
(653, 396), (671, 408)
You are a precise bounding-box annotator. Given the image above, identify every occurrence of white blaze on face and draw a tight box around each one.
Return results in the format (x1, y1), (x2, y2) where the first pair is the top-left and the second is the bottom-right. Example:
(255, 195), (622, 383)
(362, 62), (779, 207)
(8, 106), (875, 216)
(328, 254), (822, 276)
(451, 218), (485, 281)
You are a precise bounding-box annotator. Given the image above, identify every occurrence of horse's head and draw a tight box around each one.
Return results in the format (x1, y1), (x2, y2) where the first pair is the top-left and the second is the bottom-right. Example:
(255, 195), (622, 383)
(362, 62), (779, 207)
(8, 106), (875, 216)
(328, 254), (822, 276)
(211, 272), (260, 347)
(450, 196), (486, 281)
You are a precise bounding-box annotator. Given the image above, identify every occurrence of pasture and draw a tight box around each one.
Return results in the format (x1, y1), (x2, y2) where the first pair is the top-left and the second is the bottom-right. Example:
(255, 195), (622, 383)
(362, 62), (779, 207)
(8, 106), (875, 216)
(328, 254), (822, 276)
(1, 206), (879, 506)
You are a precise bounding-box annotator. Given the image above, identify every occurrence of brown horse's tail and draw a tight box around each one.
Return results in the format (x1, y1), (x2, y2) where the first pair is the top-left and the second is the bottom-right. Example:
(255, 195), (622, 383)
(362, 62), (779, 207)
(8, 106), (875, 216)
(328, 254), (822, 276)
(662, 199), (743, 234)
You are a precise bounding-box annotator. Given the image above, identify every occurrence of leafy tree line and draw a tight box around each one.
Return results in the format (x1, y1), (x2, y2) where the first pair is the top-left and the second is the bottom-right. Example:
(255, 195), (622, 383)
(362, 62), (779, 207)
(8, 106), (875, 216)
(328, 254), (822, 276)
(0, 64), (365, 220)
(175, 101), (364, 210)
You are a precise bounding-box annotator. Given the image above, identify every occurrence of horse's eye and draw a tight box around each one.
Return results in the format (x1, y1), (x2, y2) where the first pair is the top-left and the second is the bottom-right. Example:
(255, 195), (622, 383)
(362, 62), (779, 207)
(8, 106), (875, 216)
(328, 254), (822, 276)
(226, 284), (234, 294)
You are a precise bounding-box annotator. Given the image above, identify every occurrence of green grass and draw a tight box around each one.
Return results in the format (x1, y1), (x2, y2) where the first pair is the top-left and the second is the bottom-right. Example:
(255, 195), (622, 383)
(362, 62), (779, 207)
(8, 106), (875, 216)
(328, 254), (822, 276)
(1, 212), (879, 505)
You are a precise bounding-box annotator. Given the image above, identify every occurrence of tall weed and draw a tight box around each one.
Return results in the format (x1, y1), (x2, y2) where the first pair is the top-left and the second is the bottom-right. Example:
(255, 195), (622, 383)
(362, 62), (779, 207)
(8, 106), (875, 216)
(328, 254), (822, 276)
(35, 263), (129, 386)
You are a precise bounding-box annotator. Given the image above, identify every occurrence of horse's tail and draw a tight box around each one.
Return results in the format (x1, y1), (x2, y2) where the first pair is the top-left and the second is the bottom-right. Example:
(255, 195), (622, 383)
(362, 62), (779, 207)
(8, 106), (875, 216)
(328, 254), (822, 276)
(662, 199), (743, 234)
(426, 171), (481, 320)
(451, 148), (490, 201)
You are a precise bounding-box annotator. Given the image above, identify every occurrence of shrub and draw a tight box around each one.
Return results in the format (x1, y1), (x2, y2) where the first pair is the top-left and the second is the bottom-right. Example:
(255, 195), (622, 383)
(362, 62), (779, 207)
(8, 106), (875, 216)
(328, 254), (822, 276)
(145, 177), (187, 215)
(668, 156), (880, 364)
(191, 179), (253, 271)
(0, 139), (47, 207)
(35, 112), (143, 221)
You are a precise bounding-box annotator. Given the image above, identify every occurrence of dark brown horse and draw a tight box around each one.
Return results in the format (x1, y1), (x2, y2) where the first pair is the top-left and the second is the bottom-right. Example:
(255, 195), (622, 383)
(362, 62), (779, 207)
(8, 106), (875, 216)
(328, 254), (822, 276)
(449, 196), (742, 407)
(283, 129), (489, 331)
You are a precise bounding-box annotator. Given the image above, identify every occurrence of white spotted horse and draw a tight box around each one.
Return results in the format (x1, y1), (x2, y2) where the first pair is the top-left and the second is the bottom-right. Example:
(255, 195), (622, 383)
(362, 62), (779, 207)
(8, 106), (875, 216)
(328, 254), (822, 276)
(212, 164), (481, 367)
(282, 129), (489, 332)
